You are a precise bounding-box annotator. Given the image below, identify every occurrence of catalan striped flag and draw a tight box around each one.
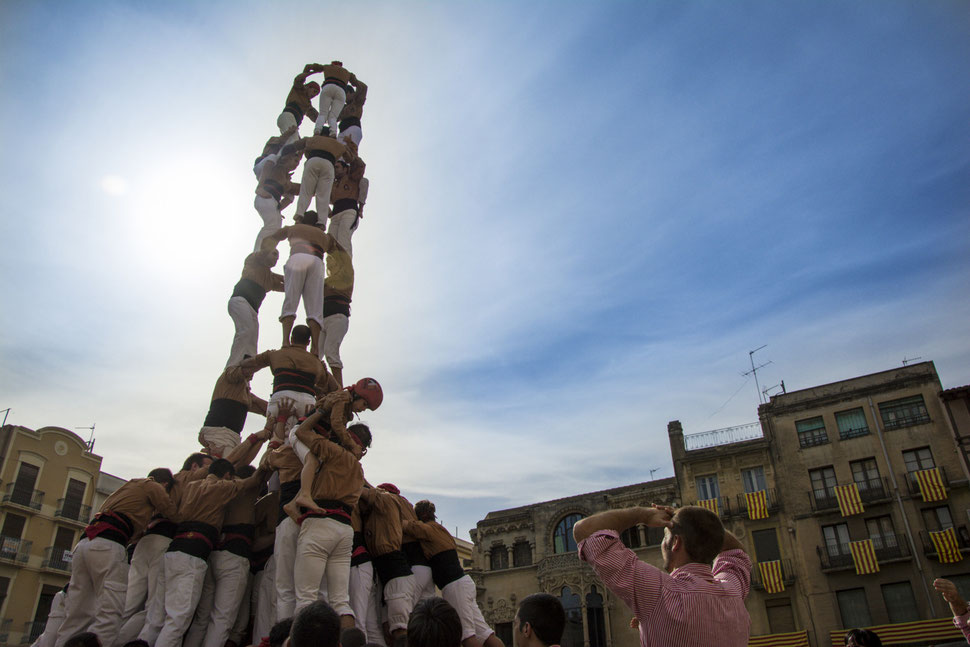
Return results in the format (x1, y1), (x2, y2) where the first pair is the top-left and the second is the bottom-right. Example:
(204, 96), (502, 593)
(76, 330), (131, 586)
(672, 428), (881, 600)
(929, 526), (963, 563)
(748, 629), (809, 646)
(835, 483), (865, 516)
(697, 498), (719, 515)
(758, 560), (785, 593)
(849, 539), (879, 575)
(827, 617), (965, 646)
(745, 490), (769, 520)
(915, 467), (947, 502)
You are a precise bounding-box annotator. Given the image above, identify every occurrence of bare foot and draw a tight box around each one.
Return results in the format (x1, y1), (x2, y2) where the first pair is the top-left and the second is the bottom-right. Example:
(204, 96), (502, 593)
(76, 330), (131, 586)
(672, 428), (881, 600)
(285, 492), (324, 520)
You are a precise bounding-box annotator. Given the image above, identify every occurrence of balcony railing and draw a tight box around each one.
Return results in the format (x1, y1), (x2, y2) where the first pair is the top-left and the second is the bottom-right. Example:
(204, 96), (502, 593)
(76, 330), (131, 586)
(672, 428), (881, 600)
(871, 533), (911, 561)
(1, 482), (44, 511)
(751, 558), (796, 590)
(43, 546), (73, 572)
(56, 498), (92, 524)
(857, 477), (892, 503)
(22, 620), (46, 644)
(918, 525), (970, 556)
(903, 466), (950, 497)
(735, 488), (780, 516)
(683, 422), (763, 450)
(839, 425), (870, 440)
(818, 543), (854, 570)
(0, 618), (12, 643)
(882, 411), (931, 431)
(0, 535), (31, 564)
(690, 496), (733, 518)
(810, 487), (839, 512)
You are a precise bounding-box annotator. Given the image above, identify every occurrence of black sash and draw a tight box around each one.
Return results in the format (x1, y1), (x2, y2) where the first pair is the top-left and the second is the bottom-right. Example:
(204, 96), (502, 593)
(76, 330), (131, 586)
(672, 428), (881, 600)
(277, 481), (300, 526)
(403, 540), (430, 567)
(272, 369), (316, 395)
(217, 523), (255, 559)
(203, 398), (248, 434)
(372, 550), (413, 586)
(324, 296), (351, 318)
(429, 549), (464, 589)
(168, 521), (220, 560)
(339, 116), (361, 131)
(307, 150), (336, 164)
(84, 511), (135, 546)
(351, 531), (370, 566)
(283, 101), (304, 123)
(231, 277), (268, 312)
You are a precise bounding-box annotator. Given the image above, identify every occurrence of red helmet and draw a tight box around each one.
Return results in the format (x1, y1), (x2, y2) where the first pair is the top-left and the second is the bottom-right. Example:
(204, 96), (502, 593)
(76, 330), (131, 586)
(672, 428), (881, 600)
(351, 377), (383, 410)
(377, 483), (400, 495)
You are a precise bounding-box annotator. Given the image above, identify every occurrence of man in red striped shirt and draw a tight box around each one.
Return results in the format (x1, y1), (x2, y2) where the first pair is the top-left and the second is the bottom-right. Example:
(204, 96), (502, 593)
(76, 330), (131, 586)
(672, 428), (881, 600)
(575, 504), (751, 647)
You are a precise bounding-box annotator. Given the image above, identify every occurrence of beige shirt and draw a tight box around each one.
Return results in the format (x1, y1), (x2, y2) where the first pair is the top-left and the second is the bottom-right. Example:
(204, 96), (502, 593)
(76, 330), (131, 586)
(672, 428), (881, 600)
(305, 136), (347, 160)
(284, 78), (319, 122)
(100, 478), (177, 534)
(248, 345), (329, 386)
(338, 81), (367, 121)
(321, 64), (352, 84)
(359, 487), (404, 556)
(293, 425), (364, 508)
(222, 473), (265, 526)
(240, 253), (285, 293)
(402, 519), (457, 560)
(267, 444), (303, 483)
(256, 160), (300, 198)
(176, 474), (247, 530)
(330, 158), (366, 204)
(209, 366), (268, 414)
(324, 247), (354, 301)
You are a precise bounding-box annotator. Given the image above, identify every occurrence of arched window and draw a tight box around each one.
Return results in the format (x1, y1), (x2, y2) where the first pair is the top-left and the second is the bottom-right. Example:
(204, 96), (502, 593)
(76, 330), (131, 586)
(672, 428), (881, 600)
(621, 526), (642, 549)
(560, 587), (584, 647)
(489, 544), (508, 570)
(554, 513), (583, 553)
(512, 541), (532, 567)
(586, 586), (606, 647)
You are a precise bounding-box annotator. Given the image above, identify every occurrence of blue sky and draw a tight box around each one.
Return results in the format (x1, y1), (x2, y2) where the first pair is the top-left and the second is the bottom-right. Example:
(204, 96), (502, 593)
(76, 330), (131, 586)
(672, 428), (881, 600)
(1, 0), (968, 538)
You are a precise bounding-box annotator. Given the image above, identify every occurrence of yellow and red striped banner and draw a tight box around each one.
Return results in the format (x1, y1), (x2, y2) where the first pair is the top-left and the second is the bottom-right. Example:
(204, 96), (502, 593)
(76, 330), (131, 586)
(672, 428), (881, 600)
(748, 629), (808, 646)
(849, 539), (879, 574)
(915, 467), (947, 501)
(697, 498), (719, 515)
(758, 560), (785, 593)
(828, 617), (964, 646)
(834, 483), (865, 516)
(745, 490), (769, 520)
(929, 526), (963, 563)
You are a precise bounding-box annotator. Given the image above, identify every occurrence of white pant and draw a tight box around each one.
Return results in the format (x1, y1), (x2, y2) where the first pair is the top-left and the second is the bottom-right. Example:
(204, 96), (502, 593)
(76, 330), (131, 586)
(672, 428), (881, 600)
(254, 196), (282, 253)
(229, 571), (254, 645)
(227, 296), (259, 368)
(57, 537), (129, 646)
(119, 535), (171, 645)
(349, 562), (374, 634)
(338, 124), (362, 147)
(295, 157), (335, 217)
(277, 111), (300, 145)
(266, 391), (316, 440)
(281, 252), (324, 325)
(198, 426), (241, 458)
(314, 85), (347, 135)
(274, 518), (301, 621)
(327, 209), (358, 257)
(183, 551), (250, 647)
(442, 576), (494, 643)
(32, 590), (66, 647)
(294, 518), (353, 616)
(320, 314), (349, 370)
(410, 565), (435, 603)
(384, 574), (416, 633)
(253, 555), (277, 642)
(152, 551), (209, 647)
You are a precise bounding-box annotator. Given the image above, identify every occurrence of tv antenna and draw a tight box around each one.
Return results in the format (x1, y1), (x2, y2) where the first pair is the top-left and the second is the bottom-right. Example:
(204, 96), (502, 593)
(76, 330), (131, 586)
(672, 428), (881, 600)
(75, 424), (96, 451)
(902, 356), (922, 366)
(649, 468), (661, 480)
(742, 345), (772, 404)
(0, 408), (10, 427)
(762, 380), (786, 401)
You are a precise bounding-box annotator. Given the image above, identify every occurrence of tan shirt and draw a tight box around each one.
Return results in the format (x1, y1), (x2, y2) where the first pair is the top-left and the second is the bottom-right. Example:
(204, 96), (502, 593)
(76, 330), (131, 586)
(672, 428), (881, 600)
(402, 519), (457, 560)
(321, 64), (352, 84)
(324, 247), (354, 301)
(330, 158), (366, 205)
(100, 478), (177, 534)
(338, 81), (367, 121)
(284, 78), (320, 122)
(256, 160), (300, 198)
(359, 487), (404, 556)
(171, 465), (210, 511)
(209, 366), (268, 414)
(240, 253), (285, 293)
(248, 345), (329, 387)
(267, 444), (303, 483)
(304, 136), (347, 160)
(293, 426), (364, 508)
(176, 474), (248, 530)
(222, 473), (265, 526)
(392, 495), (421, 543)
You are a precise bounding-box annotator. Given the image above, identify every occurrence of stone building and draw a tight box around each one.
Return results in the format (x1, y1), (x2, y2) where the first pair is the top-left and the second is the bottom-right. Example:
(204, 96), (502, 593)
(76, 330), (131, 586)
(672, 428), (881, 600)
(470, 361), (970, 647)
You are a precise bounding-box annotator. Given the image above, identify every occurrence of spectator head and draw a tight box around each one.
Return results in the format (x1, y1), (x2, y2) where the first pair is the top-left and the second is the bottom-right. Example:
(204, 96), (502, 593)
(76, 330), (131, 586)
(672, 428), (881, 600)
(181, 452), (212, 472)
(65, 633), (101, 647)
(414, 500), (436, 522)
(341, 627), (367, 647)
(407, 597), (462, 647)
(148, 468), (174, 491)
(662, 505), (725, 569)
(844, 629), (882, 647)
(269, 618), (294, 647)
(290, 601), (340, 647)
(208, 458), (236, 480)
(291, 325), (312, 347)
(514, 593), (565, 647)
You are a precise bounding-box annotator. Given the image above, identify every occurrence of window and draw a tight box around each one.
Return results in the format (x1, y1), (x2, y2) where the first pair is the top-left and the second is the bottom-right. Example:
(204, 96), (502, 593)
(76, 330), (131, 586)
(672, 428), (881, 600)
(62, 478), (87, 520)
(621, 527), (642, 549)
(645, 527), (665, 546)
(695, 475), (719, 501)
(796, 416), (828, 447)
(0, 576), (8, 616)
(836, 408), (870, 439)
(586, 587), (606, 647)
(922, 505), (953, 532)
(512, 541), (531, 567)
(12, 462), (40, 506)
(948, 575), (970, 603)
(489, 545), (508, 570)
(752, 528), (781, 562)
(494, 623), (513, 647)
(879, 395), (930, 430)
(742, 466), (767, 493)
(809, 466), (837, 507)
(837, 588), (872, 628)
(553, 514), (583, 554)
(903, 447), (935, 473)
(1, 513), (26, 539)
(765, 599), (796, 634)
(881, 582), (919, 623)
(823, 523), (850, 557)
(30, 585), (61, 642)
(866, 516), (897, 550)
(559, 587), (584, 647)
(51, 527), (75, 567)
(850, 458), (879, 484)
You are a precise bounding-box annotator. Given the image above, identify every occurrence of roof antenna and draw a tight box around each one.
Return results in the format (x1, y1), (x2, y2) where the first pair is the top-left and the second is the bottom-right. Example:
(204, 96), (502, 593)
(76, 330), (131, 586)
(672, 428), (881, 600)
(902, 356), (921, 366)
(75, 424), (96, 451)
(742, 345), (772, 404)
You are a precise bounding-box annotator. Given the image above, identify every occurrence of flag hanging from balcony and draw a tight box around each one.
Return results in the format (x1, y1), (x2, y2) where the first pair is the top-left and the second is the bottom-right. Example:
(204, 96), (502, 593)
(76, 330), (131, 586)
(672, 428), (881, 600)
(745, 490), (769, 520)
(758, 560), (785, 593)
(835, 483), (865, 516)
(849, 539), (879, 575)
(915, 467), (947, 502)
(749, 629), (810, 647)
(697, 498), (719, 515)
(929, 527), (963, 563)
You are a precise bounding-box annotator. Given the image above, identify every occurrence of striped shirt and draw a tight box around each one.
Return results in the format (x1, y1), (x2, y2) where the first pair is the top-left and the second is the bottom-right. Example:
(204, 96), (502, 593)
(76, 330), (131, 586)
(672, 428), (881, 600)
(953, 611), (970, 642)
(578, 530), (751, 647)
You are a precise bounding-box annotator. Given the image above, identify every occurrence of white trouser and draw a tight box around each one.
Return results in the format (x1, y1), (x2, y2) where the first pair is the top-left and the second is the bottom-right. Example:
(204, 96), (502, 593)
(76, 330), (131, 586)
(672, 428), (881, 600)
(197, 426), (241, 458)
(314, 85), (347, 135)
(229, 571), (254, 645)
(349, 562), (374, 634)
(365, 567), (385, 646)
(319, 314), (349, 370)
(274, 518), (300, 621)
(442, 576), (494, 643)
(254, 196), (282, 253)
(123, 534), (171, 621)
(327, 209), (358, 257)
(338, 124), (362, 147)
(226, 296), (259, 368)
(253, 555), (277, 642)
(153, 551), (209, 647)
(57, 537), (129, 646)
(184, 551), (251, 647)
(119, 535), (172, 645)
(265, 390), (316, 442)
(410, 565), (436, 603)
(384, 574), (416, 633)
(295, 157), (335, 217)
(32, 590), (66, 647)
(281, 252), (324, 325)
(294, 517), (353, 615)
(276, 111), (300, 145)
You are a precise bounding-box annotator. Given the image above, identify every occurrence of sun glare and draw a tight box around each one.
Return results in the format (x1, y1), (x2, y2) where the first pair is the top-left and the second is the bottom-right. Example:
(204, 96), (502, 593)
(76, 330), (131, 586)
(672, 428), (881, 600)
(101, 174), (128, 195)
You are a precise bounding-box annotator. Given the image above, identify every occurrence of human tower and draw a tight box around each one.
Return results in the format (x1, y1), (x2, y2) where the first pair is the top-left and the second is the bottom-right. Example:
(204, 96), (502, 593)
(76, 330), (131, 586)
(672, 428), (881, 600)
(42, 61), (503, 647)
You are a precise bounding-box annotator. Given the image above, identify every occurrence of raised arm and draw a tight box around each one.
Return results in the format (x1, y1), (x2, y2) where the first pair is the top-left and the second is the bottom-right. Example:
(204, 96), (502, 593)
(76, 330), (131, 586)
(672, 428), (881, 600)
(573, 506), (672, 544)
(146, 480), (178, 522)
(402, 519), (434, 541)
(249, 393), (269, 416)
(271, 272), (285, 292)
(225, 427), (272, 468)
(239, 350), (273, 373)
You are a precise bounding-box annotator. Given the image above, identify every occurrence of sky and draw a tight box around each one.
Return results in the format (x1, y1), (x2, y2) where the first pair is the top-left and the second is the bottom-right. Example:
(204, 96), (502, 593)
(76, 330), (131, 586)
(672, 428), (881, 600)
(1, 0), (968, 539)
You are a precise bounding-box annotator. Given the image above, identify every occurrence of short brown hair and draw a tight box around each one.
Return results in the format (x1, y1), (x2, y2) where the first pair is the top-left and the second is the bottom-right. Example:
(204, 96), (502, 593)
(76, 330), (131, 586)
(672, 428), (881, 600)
(670, 506), (724, 564)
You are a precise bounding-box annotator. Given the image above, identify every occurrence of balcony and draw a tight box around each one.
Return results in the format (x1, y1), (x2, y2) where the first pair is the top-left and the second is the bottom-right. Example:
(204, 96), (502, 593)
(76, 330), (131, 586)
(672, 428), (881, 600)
(818, 534), (912, 572)
(751, 558), (796, 590)
(918, 525), (970, 557)
(857, 477), (892, 504)
(21, 620), (45, 645)
(55, 498), (92, 524)
(839, 425), (870, 440)
(690, 496), (734, 519)
(43, 546), (73, 572)
(818, 544), (854, 571)
(0, 618), (12, 643)
(1, 482), (44, 511)
(735, 488), (780, 516)
(871, 533), (912, 561)
(902, 466), (951, 498)
(0, 535), (32, 564)
(882, 411), (931, 431)
(809, 487), (839, 512)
